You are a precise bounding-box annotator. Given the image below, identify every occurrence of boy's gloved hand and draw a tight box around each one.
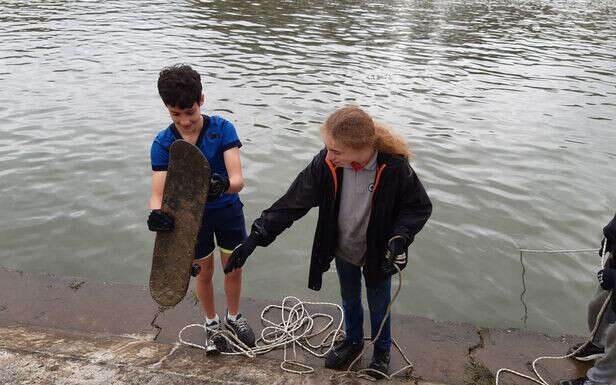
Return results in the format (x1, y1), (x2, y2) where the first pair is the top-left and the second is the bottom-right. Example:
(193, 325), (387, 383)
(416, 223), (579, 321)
(147, 209), (175, 232)
(380, 236), (408, 276)
(598, 268), (616, 290)
(207, 173), (230, 202)
(224, 220), (269, 274)
(601, 213), (616, 256)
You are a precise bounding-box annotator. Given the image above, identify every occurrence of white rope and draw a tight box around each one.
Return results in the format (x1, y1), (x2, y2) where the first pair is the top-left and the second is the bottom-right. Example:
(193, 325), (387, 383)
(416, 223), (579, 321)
(496, 242), (612, 385)
(518, 248), (600, 254)
(495, 291), (612, 385)
(178, 267), (414, 379)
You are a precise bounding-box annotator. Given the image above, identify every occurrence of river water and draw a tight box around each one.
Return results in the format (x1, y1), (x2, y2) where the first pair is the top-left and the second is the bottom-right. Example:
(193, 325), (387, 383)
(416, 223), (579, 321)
(1, 0), (615, 336)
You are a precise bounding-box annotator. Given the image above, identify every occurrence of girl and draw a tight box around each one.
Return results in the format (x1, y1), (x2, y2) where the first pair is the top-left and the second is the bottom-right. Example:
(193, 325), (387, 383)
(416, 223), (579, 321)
(224, 106), (432, 377)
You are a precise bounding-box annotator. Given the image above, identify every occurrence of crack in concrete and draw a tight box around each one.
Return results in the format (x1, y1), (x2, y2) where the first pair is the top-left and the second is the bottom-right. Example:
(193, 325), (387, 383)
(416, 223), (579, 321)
(150, 306), (166, 341)
(464, 328), (494, 385)
(468, 327), (489, 357)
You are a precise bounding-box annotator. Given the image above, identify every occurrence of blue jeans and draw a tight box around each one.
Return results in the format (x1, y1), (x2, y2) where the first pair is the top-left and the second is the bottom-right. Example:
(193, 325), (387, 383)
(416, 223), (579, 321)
(335, 257), (391, 352)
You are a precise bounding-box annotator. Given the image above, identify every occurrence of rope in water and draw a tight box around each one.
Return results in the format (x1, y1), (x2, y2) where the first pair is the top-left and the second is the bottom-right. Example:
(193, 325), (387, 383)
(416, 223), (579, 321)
(518, 246), (602, 327)
(496, 242), (611, 385)
(178, 265), (413, 380)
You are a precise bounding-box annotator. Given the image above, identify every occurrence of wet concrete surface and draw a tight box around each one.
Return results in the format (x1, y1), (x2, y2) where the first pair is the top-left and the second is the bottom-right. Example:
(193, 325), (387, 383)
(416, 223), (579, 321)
(0, 269), (592, 384)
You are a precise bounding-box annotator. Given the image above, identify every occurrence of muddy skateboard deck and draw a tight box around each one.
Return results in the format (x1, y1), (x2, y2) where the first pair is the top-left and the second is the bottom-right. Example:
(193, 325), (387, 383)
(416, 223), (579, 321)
(149, 139), (211, 307)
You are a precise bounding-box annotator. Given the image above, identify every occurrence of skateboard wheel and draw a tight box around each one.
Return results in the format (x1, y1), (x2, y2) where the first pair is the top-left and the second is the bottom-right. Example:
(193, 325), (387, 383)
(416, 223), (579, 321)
(191, 264), (201, 277)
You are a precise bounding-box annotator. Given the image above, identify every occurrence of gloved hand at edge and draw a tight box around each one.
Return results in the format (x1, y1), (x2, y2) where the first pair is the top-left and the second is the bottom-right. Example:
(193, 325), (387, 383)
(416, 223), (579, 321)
(598, 268), (616, 290)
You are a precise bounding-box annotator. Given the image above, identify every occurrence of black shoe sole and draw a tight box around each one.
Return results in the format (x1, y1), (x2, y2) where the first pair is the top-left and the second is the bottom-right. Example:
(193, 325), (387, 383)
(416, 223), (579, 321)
(572, 353), (605, 361)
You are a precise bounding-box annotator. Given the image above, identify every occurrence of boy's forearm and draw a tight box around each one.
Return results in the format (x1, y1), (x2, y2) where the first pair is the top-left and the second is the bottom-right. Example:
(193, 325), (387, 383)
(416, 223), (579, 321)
(150, 171), (167, 210)
(226, 175), (244, 193)
(149, 195), (163, 210)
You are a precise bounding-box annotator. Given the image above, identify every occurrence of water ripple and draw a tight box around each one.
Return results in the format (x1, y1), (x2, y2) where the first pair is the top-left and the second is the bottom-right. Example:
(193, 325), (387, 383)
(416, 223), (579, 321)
(0, 0), (615, 336)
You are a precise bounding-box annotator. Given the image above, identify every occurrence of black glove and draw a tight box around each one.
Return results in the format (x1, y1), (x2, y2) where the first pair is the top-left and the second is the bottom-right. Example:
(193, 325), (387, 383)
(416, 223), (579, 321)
(601, 213), (616, 257)
(207, 173), (230, 202)
(224, 233), (259, 274)
(223, 220), (269, 274)
(147, 209), (174, 232)
(598, 268), (616, 290)
(380, 236), (408, 276)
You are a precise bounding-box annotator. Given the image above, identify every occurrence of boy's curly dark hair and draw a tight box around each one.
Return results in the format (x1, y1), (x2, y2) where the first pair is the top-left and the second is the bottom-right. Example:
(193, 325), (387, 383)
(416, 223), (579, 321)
(157, 64), (202, 109)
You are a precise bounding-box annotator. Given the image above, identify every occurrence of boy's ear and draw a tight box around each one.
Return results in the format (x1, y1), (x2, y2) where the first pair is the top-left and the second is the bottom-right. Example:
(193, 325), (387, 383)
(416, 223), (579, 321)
(199, 94), (204, 106)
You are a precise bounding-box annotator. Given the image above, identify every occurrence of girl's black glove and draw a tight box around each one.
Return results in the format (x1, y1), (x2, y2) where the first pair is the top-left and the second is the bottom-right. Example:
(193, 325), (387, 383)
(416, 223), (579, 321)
(147, 209), (174, 232)
(224, 220), (269, 274)
(380, 236), (408, 276)
(224, 232), (259, 274)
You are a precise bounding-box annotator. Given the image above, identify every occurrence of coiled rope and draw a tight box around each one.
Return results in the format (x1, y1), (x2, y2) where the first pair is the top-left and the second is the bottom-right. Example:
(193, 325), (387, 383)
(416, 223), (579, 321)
(178, 265), (413, 380)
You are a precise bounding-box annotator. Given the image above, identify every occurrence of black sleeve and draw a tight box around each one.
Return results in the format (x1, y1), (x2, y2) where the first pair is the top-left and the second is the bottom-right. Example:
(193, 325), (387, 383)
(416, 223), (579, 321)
(391, 164), (432, 246)
(604, 213), (616, 244)
(255, 154), (324, 246)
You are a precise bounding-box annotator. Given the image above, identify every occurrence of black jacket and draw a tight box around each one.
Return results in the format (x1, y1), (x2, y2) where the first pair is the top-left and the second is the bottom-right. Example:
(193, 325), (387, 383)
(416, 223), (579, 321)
(255, 149), (432, 290)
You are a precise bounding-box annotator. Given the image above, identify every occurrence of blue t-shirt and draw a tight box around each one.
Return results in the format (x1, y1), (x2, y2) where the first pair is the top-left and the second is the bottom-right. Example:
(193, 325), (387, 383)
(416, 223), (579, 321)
(150, 115), (242, 209)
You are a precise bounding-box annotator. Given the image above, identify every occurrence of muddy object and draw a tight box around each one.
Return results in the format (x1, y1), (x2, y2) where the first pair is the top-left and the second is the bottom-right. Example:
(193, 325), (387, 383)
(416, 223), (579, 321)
(149, 140), (211, 307)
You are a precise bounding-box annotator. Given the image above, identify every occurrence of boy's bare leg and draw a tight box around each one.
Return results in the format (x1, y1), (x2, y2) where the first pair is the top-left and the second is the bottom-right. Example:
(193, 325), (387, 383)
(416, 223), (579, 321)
(194, 254), (216, 319)
(221, 251), (241, 316)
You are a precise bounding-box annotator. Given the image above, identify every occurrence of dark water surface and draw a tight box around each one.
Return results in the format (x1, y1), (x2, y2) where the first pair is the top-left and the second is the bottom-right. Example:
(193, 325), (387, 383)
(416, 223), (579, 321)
(1, 0), (615, 336)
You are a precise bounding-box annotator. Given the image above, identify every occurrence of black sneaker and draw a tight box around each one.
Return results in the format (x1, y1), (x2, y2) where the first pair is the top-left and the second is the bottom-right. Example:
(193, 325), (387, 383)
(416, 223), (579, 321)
(224, 313), (256, 347)
(567, 342), (605, 361)
(324, 339), (364, 370)
(366, 347), (390, 380)
(205, 319), (227, 353)
(557, 377), (590, 385)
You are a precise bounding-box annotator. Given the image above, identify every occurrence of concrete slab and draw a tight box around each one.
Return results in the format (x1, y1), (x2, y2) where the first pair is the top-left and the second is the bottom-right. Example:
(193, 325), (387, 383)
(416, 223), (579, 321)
(0, 268), (598, 385)
(0, 324), (438, 385)
(473, 328), (590, 385)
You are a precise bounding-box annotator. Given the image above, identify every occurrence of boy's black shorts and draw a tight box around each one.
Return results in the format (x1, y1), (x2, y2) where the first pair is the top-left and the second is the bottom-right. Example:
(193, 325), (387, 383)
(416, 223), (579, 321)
(195, 199), (247, 258)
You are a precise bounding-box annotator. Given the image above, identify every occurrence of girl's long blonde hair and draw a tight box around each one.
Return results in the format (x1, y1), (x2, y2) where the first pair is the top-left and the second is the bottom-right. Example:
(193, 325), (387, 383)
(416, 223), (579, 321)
(320, 106), (412, 159)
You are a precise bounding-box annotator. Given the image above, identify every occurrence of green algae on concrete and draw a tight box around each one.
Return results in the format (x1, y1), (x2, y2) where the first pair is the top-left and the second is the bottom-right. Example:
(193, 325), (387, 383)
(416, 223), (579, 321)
(463, 359), (495, 385)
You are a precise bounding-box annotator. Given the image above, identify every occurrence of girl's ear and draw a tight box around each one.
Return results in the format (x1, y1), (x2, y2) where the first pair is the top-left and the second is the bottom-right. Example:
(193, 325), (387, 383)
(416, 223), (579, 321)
(199, 94), (205, 106)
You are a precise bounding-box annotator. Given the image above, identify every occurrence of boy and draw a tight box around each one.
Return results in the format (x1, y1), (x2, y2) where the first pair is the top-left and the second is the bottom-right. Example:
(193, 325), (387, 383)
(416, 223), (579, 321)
(147, 64), (255, 350)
